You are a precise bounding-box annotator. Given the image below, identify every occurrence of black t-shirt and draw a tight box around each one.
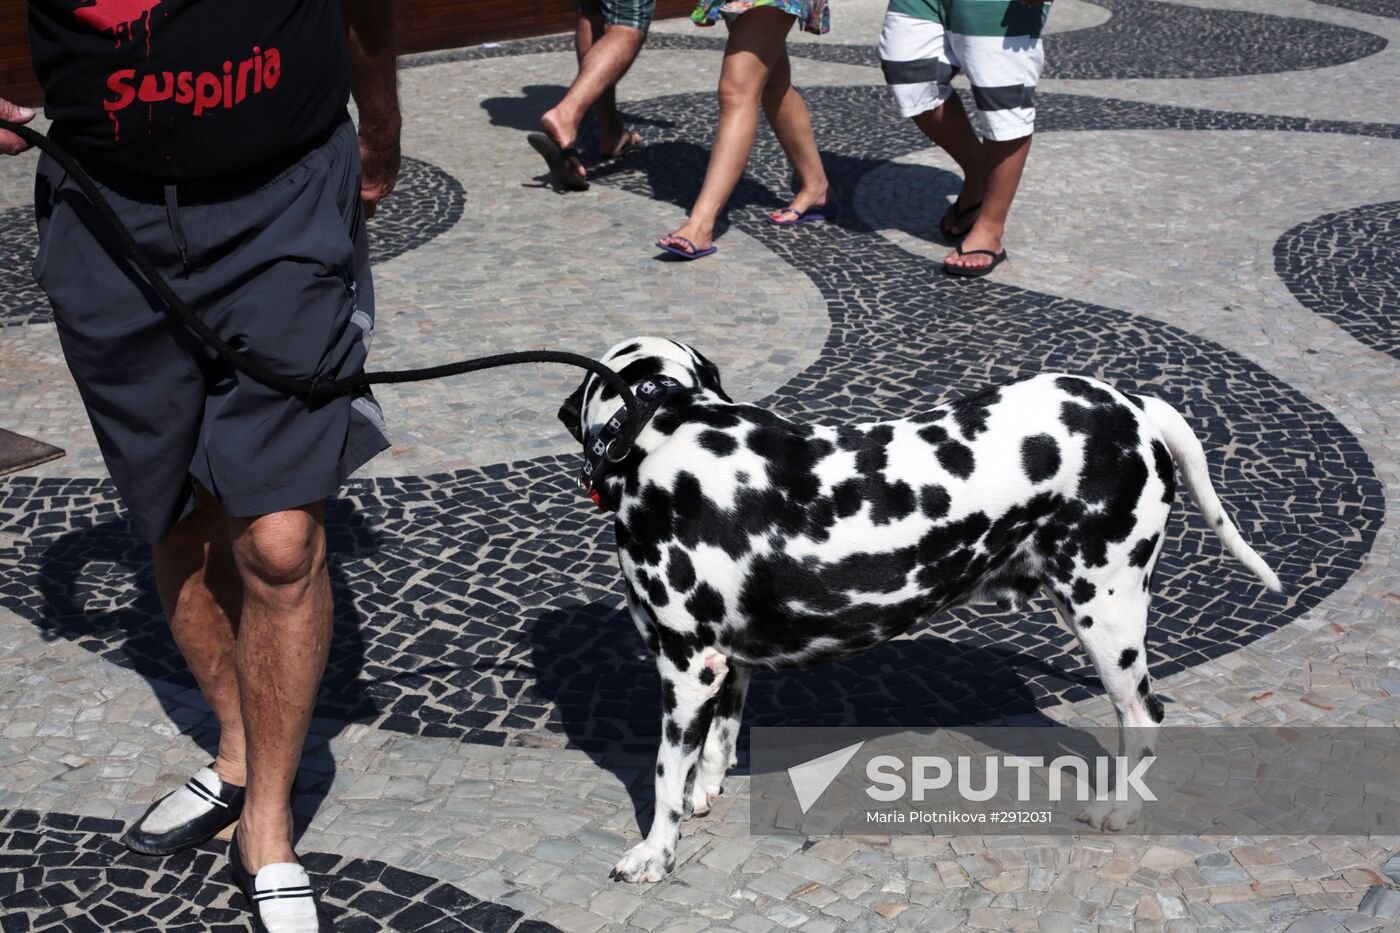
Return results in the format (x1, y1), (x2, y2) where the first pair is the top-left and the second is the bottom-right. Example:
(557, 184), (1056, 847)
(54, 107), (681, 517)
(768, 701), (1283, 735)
(27, 0), (352, 183)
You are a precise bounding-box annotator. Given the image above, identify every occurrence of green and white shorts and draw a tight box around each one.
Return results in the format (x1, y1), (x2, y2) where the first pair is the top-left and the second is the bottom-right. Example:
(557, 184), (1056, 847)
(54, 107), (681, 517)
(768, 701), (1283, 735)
(878, 0), (1049, 141)
(575, 0), (657, 32)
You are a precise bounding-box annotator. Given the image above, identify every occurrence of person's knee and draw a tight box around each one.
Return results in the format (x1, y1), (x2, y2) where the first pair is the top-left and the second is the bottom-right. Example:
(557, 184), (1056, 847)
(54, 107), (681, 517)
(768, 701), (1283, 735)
(603, 22), (647, 51)
(234, 508), (325, 591)
(717, 73), (761, 113)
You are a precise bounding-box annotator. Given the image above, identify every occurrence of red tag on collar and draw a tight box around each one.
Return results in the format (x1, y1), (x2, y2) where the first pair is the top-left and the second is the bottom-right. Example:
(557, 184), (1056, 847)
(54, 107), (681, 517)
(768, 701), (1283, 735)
(590, 488), (605, 510)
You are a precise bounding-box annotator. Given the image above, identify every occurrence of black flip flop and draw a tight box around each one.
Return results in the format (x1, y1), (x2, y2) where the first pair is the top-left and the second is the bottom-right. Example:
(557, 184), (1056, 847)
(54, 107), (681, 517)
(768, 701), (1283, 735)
(602, 131), (641, 161)
(939, 198), (982, 241)
(527, 132), (589, 191)
(943, 246), (1007, 277)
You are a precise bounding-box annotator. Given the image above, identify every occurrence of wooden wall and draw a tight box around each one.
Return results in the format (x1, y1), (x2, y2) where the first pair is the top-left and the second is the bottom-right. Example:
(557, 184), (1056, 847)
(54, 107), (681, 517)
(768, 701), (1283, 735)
(1, 3), (35, 106)
(1, 0), (696, 106)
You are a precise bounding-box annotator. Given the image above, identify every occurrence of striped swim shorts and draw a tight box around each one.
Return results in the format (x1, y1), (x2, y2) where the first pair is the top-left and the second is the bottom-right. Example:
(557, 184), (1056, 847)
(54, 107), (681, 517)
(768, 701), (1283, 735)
(878, 0), (1049, 141)
(575, 0), (657, 32)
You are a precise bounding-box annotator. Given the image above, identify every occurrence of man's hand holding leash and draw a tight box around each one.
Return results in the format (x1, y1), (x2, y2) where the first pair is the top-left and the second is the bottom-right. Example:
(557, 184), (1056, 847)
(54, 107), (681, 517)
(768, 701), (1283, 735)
(0, 98), (35, 155)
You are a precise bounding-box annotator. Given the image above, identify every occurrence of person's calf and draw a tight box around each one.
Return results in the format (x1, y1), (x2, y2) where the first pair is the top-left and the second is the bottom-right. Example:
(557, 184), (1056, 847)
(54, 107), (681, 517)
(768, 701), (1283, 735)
(235, 799), (297, 873)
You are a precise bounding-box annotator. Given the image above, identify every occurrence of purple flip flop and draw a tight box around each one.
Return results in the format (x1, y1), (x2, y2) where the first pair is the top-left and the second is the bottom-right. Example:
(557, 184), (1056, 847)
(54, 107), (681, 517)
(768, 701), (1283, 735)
(768, 204), (834, 226)
(656, 236), (718, 261)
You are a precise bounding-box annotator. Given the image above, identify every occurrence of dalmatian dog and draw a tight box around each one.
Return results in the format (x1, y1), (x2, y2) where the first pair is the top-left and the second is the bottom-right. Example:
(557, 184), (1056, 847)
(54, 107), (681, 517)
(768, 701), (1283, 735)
(557, 337), (1281, 883)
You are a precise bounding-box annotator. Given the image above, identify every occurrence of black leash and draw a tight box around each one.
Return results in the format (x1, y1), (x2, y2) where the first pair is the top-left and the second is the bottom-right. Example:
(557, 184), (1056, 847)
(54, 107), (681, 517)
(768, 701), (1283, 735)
(0, 118), (645, 461)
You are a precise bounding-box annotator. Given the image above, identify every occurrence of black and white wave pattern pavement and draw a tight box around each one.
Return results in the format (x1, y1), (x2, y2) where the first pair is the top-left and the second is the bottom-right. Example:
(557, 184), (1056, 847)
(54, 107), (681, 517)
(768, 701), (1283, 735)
(1275, 200), (1400, 361)
(0, 86), (1386, 760)
(0, 156), (464, 330)
(0, 808), (556, 932)
(402, 0), (1390, 82)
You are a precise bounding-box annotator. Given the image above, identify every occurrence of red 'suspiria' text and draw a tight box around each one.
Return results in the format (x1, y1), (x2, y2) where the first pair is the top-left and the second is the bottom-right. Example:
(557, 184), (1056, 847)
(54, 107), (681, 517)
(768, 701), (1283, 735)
(105, 47), (281, 117)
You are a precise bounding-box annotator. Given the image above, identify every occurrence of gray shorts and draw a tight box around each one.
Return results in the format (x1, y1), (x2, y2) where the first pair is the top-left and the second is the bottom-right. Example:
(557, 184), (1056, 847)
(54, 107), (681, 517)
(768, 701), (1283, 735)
(33, 118), (390, 545)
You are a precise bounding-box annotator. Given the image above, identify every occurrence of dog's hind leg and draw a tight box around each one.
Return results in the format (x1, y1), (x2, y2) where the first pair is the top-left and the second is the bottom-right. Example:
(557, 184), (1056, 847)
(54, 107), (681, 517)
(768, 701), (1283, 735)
(691, 663), (750, 817)
(611, 647), (729, 883)
(1048, 578), (1162, 831)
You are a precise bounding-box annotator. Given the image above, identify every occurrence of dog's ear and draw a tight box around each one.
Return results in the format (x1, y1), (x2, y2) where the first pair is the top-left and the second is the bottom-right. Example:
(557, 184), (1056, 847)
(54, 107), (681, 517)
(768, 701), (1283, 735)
(690, 347), (732, 402)
(557, 382), (588, 443)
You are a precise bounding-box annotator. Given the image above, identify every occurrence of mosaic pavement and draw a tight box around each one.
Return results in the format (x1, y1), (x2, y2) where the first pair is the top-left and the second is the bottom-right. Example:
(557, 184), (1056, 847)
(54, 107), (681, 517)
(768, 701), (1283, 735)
(3, 0), (1400, 929)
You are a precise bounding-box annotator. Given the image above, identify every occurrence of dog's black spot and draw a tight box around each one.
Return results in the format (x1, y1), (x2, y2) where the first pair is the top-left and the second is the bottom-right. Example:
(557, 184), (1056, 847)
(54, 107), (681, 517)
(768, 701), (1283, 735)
(667, 547), (696, 593)
(736, 470), (750, 485)
(681, 716), (709, 750)
(833, 480), (863, 519)
(656, 763), (665, 777)
(920, 484), (951, 520)
(1145, 693), (1165, 724)
(644, 574), (669, 608)
(669, 809), (682, 824)
(1021, 434), (1061, 484)
(1071, 578), (1096, 605)
(936, 441), (975, 480)
(1139, 746), (1154, 760)
(699, 667), (716, 686)
(1080, 615), (1094, 629)
(664, 719), (681, 745)
(911, 408), (947, 424)
(715, 673), (745, 719)
(1118, 648), (1138, 669)
(686, 584), (726, 625)
(1128, 534), (1159, 568)
(671, 471), (752, 559)
(918, 424), (949, 446)
(699, 430), (737, 457)
(1151, 440), (1177, 505)
(745, 420), (833, 505)
(1128, 394), (1146, 410)
(661, 681), (677, 714)
(950, 385), (1001, 440)
(1060, 392), (1148, 566)
(1056, 376), (1118, 407)
(622, 483), (676, 566)
(1137, 676), (1150, 697)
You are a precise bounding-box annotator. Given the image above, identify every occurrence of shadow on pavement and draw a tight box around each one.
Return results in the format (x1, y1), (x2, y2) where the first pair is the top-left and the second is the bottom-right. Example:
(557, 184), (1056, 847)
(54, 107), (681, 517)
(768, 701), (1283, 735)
(32, 496), (381, 841)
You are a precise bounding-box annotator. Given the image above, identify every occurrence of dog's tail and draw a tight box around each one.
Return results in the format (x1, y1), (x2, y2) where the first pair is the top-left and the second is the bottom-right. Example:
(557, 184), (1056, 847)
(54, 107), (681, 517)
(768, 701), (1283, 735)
(1138, 395), (1283, 592)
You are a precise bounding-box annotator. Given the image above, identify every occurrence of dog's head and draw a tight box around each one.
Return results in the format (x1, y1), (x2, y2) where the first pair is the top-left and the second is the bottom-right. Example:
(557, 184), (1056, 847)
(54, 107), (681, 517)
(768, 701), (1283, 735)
(557, 337), (731, 445)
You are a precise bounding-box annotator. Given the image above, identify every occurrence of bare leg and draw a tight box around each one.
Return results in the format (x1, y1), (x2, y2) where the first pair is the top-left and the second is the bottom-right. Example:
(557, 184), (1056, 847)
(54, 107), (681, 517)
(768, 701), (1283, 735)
(945, 134), (1033, 271)
(910, 94), (986, 235)
(658, 7), (795, 254)
(152, 487), (247, 786)
(541, 17), (646, 180)
(578, 18), (639, 157)
(228, 504), (334, 872)
(761, 50), (829, 219)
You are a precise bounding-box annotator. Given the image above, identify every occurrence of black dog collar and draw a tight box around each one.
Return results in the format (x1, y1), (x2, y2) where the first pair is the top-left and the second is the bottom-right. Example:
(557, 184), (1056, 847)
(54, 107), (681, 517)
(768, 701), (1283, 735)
(579, 375), (688, 511)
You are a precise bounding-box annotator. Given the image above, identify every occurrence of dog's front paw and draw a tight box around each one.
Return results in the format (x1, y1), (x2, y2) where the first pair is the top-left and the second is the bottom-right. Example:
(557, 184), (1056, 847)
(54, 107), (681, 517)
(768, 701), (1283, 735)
(609, 843), (674, 884)
(1076, 799), (1141, 832)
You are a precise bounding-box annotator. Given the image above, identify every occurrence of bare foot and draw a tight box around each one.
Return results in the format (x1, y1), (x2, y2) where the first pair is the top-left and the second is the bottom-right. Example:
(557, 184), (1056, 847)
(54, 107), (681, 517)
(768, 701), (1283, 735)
(539, 109), (586, 183)
(770, 183), (830, 222)
(599, 129), (640, 160)
(944, 221), (1004, 272)
(657, 217), (715, 255)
